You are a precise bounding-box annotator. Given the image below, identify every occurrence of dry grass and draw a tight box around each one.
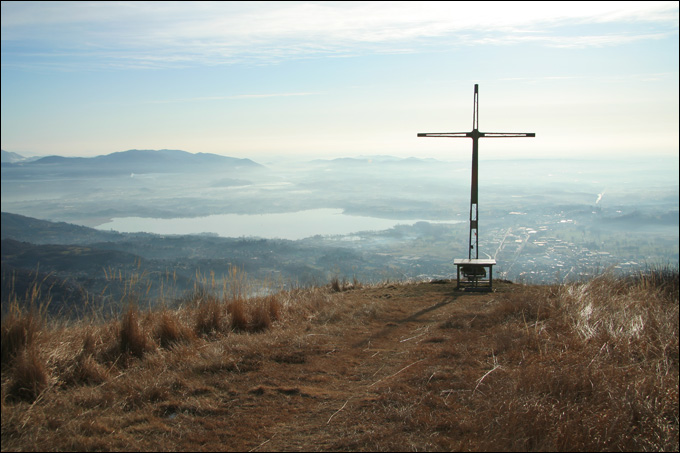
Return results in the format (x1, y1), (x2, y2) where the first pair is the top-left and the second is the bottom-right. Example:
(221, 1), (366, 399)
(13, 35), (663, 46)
(1, 267), (677, 451)
(330, 275), (361, 292)
(154, 310), (195, 349)
(1, 309), (42, 368)
(437, 266), (679, 451)
(226, 297), (248, 332)
(1, 276), (49, 369)
(118, 306), (152, 359)
(193, 293), (226, 336)
(6, 346), (48, 402)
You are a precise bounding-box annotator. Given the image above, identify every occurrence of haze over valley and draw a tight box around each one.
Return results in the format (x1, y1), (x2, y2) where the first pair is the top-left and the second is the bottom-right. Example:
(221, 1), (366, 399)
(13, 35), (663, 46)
(2, 148), (677, 316)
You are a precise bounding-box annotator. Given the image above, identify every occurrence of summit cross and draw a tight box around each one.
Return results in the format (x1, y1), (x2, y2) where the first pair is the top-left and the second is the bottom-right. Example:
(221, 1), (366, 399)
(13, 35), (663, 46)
(418, 84), (535, 259)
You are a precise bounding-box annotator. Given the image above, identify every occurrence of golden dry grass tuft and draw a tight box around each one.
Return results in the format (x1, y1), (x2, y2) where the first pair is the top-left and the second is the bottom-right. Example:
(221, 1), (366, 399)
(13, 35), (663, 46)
(6, 346), (48, 402)
(192, 292), (226, 336)
(118, 306), (152, 359)
(226, 297), (248, 332)
(154, 310), (195, 349)
(1, 310), (41, 368)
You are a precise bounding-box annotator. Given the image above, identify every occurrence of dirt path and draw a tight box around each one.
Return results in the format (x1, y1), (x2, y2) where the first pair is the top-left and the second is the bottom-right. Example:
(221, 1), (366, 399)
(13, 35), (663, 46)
(193, 281), (499, 451)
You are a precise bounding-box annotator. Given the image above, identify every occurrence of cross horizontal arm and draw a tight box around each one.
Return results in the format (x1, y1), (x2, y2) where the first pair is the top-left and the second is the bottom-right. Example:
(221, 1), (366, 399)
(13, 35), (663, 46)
(418, 132), (535, 138)
(417, 132), (469, 137)
(483, 132), (535, 137)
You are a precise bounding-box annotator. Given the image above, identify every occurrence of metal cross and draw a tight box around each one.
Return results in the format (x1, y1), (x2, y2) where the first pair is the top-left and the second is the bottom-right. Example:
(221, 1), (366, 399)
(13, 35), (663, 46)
(418, 84), (535, 259)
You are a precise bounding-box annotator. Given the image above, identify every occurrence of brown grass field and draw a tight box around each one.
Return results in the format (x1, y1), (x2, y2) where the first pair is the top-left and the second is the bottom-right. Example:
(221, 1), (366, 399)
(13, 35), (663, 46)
(2, 267), (678, 451)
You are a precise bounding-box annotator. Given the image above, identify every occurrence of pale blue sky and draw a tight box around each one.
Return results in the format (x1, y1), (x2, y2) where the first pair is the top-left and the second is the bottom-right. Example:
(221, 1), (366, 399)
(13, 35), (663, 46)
(1, 1), (678, 161)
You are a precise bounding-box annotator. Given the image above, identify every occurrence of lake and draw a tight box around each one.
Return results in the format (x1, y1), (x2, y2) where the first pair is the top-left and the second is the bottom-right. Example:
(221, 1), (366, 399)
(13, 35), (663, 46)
(95, 208), (460, 240)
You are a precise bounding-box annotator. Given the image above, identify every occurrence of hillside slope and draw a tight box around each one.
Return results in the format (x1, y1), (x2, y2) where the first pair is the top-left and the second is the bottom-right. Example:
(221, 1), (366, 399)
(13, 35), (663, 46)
(2, 275), (678, 451)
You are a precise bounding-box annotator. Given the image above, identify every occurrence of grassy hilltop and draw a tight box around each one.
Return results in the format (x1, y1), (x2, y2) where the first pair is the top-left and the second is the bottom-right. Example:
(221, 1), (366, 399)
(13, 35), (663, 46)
(1, 267), (678, 451)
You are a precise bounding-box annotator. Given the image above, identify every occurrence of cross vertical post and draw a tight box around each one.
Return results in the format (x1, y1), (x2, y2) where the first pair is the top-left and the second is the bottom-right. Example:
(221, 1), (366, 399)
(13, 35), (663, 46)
(418, 84), (534, 287)
(470, 84), (480, 258)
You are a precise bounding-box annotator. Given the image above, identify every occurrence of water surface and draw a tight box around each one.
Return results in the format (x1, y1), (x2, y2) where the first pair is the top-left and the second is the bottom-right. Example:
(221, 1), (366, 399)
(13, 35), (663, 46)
(95, 208), (459, 240)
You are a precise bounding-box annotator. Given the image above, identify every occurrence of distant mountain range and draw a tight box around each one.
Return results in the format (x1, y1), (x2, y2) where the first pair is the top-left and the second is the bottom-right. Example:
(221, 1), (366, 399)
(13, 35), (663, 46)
(1, 149), (41, 163)
(2, 148), (446, 173)
(1, 149), (263, 176)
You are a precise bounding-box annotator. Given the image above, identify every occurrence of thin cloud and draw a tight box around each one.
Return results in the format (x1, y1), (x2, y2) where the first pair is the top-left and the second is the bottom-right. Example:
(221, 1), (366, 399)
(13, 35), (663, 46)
(140, 92), (322, 105)
(500, 72), (676, 83)
(1, 1), (677, 70)
(228, 92), (321, 99)
(468, 31), (674, 48)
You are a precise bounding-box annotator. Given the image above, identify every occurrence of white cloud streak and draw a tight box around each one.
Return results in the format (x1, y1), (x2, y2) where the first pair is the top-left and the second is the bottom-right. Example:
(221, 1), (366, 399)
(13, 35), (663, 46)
(1, 1), (678, 69)
(141, 92), (323, 104)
